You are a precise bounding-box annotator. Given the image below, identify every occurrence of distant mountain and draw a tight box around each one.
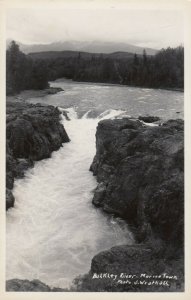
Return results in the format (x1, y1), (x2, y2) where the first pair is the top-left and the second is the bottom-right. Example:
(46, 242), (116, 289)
(6, 39), (158, 55)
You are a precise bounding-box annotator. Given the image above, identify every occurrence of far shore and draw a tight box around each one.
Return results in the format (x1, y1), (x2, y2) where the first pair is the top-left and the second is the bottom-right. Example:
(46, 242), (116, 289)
(53, 77), (184, 92)
(6, 87), (64, 104)
(6, 81), (183, 105)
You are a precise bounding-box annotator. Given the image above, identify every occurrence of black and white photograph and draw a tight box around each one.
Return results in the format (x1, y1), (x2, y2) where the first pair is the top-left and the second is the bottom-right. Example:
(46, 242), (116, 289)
(1, 0), (190, 296)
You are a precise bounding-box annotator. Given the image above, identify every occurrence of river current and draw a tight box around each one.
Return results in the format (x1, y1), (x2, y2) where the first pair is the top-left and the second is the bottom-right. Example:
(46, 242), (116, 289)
(6, 79), (183, 288)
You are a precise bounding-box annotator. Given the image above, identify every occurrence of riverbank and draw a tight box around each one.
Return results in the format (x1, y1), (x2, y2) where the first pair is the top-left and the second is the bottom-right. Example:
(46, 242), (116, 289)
(74, 117), (184, 292)
(7, 87), (64, 103)
(90, 118), (184, 245)
(6, 98), (69, 210)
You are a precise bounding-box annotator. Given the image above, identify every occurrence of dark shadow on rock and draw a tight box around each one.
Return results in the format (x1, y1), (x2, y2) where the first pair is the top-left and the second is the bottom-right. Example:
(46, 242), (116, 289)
(6, 100), (70, 210)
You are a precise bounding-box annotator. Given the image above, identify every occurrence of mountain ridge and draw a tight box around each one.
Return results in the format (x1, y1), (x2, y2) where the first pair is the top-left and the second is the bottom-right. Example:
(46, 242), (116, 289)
(6, 39), (158, 55)
(28, 50), (136, 60)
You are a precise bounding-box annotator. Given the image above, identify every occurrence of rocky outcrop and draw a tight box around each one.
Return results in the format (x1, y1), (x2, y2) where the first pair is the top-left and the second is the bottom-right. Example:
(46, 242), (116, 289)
(6, 101), (69, 210)
(6, 279), (52, 292)
(6, 115), (184, 292)
(76, 117), (184, 292)
(74, 244), (184, 292)
(6, 279), (68, 292)
(90, 118), (184, 246)
(138, 115), (160, 123)
(46, 87), (64, 94)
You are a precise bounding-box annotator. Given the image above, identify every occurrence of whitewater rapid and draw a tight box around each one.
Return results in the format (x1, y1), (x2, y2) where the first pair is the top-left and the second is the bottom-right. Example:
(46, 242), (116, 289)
(6, 108), (134, 289)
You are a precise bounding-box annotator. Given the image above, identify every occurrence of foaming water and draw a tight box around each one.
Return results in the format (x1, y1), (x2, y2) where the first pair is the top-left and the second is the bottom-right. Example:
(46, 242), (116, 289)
(6, 109), (134, 289)
(26, 79), (184, 121)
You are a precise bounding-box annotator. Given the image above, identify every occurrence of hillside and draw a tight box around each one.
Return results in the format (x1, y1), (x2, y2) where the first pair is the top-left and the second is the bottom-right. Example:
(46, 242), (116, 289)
(28, 50), (135, 60)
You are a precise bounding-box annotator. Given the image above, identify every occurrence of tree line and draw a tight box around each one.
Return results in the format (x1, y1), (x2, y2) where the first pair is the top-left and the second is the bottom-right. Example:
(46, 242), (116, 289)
(6, 41), (49, 95)
(46, 47), (183, 89)
(6, 41), (184, 95)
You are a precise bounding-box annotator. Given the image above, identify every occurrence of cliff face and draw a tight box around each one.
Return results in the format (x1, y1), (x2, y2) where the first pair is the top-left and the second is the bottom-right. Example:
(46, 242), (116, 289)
(75, 117), (184, 292)
(90, 118), (184, 246)
(6, 101), (69, 210)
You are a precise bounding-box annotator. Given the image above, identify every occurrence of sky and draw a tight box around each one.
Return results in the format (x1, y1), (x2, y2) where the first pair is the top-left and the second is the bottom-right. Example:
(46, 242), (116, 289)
(6, 8), (184, 49)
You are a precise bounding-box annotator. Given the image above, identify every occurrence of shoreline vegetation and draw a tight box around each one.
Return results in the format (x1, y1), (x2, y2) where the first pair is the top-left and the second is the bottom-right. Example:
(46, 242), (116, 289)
(6, 41), (184, 96)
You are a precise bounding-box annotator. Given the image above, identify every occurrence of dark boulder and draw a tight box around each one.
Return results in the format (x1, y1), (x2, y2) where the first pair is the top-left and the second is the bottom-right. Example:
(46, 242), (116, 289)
(6, 279), (51, 292)
(90, 118), (184, 246)
(6, 101), (70, 210)
(6, 278), (70, 292)
(138, 115), (160, 123)
(75, 117), (184, 292)
(6, 189), (15, 210)
(46, 87), (64, 94)
(75, 244), (184, 292)
(6, 103), (69, 160)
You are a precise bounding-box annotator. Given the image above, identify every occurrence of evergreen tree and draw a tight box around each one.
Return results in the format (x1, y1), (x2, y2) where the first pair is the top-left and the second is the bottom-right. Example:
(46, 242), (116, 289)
(6, 41), (27, 94)
(133, 53), (139, 65)
(16, 44), (183, 90)
(6, 41), (49, 95)
(143, 49), (147, 65)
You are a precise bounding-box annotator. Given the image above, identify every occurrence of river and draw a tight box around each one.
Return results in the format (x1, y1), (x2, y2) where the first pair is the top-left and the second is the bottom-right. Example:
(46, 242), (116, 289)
(25, 78), (184, 120)
(6, 79), (183, 289)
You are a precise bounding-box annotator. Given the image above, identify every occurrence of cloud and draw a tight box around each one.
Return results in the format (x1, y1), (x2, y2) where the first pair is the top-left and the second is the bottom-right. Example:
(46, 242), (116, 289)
(6, 8), (184, 48)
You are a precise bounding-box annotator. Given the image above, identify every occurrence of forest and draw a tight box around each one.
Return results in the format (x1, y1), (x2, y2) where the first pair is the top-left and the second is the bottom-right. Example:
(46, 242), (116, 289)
(6, 41), (184, 95)
(6, 41), (49, 95)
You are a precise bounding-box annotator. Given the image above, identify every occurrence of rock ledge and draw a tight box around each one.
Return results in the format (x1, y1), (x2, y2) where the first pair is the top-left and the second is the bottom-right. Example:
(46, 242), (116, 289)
(6, 100), (69, 210)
